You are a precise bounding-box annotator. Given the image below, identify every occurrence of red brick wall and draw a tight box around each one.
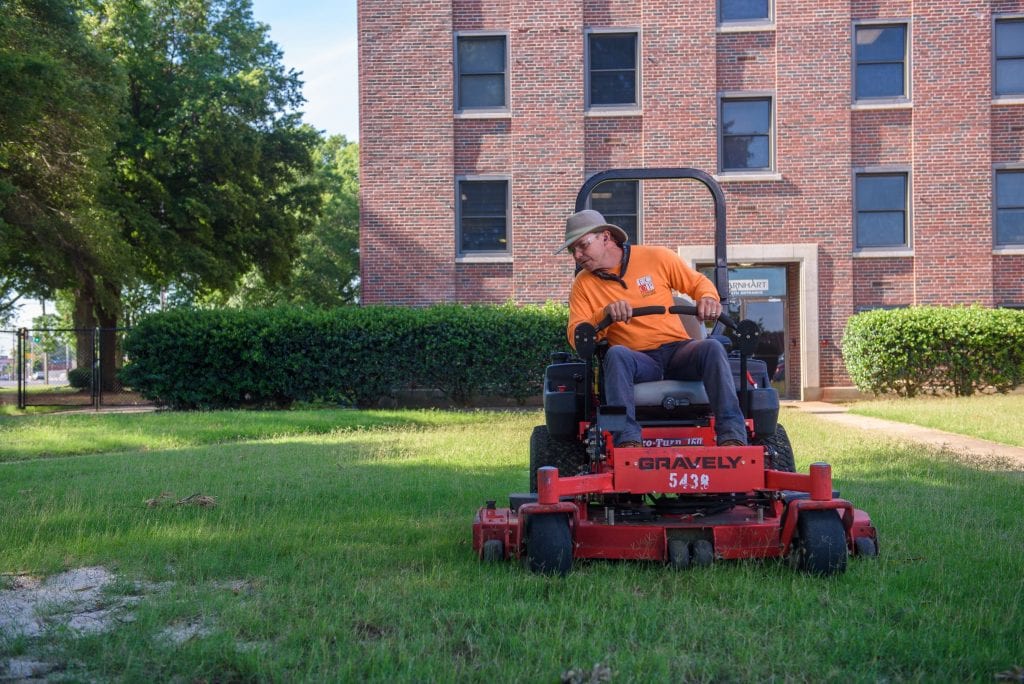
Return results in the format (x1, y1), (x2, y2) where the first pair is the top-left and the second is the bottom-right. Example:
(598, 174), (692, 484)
(911, 1), (993, 306)
(359, 0), (456, 304)
(359, 0), (1024, 390)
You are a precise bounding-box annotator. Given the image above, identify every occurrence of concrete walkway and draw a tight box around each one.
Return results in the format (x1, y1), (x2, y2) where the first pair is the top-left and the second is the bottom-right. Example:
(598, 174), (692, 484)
(787, 401), (1024, 469)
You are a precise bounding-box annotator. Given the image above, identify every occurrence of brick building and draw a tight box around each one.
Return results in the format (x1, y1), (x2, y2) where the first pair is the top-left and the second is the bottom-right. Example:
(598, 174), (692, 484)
(357, 0), (1024, 400)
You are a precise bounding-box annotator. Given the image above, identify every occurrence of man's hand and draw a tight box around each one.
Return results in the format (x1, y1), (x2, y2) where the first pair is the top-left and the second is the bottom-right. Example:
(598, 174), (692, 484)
(696, 296), (722, 322)
(604, 299), (633, 323)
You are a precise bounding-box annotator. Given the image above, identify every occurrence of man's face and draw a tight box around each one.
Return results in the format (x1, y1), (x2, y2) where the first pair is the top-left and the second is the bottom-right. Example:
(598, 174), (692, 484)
(569, 230), (611, 272)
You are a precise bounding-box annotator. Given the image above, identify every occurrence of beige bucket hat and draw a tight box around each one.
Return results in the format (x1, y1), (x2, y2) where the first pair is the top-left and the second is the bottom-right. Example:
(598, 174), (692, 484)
(555, 209), (629, 254)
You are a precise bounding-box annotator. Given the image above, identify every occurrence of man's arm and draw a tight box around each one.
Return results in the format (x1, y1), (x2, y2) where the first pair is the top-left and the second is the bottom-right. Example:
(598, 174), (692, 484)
(566, 280), (612, 350)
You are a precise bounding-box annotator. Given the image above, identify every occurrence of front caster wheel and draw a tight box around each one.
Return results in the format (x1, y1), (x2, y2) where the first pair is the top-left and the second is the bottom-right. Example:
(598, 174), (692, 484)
(524, 513), (573, 576)
(481, 539), (505, 563)
(691, 539), (714, 567)
(854, 536), (879, 558)
(789, 510), (847, 575)
(667, 538), (691, 570)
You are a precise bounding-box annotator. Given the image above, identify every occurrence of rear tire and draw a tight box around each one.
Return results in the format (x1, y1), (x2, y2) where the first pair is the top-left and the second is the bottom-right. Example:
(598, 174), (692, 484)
(789, 510), (847, 575)
(524, 513), (573, 576)
(529, 426), (587, 493)
(755, 423), (796, 473)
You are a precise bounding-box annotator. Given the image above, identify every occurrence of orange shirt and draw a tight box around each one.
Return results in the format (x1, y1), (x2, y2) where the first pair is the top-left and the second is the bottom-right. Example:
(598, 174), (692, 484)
(567, 245), (720, 351)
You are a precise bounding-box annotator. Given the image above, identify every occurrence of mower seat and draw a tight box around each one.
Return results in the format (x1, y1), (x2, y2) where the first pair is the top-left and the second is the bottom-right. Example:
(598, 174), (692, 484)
(635, 380), (709, 412)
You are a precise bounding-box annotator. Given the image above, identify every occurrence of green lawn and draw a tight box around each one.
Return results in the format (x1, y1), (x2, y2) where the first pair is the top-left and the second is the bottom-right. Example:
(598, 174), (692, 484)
(846, 393), (1024, 447)
(1, 408), (1021, 681)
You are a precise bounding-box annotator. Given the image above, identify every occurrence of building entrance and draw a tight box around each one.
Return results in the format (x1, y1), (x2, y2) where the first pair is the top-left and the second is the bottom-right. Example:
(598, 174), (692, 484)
(702, 266), (789, 396)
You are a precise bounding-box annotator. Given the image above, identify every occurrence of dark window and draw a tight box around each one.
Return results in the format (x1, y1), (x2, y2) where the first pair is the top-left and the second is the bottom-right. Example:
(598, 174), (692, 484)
(589, 180), (639, 244)
(856, 173), (908, 248)
(855, 24), (907, 100)
(720, 0), (770, 23)
(458, 179), (508, 253)
(720, 98), (772, 171)
(456, 35), (507, 110)
(587, 32), (638, 107)
(996, 170), (1024, 246)
(995, 19), (1024, 97)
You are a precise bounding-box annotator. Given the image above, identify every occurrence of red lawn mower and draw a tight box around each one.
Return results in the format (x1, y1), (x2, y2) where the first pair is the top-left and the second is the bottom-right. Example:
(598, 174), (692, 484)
(472, 168), (879, 576)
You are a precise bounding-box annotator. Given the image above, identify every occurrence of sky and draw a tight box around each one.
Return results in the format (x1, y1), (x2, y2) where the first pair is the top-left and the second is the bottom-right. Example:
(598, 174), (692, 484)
(7, 0), (359, 331)
(250, 0), (359, 141)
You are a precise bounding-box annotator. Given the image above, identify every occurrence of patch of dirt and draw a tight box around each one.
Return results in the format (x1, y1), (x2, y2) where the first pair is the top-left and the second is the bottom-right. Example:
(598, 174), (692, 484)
(158, 619), (213, 646)
(0, 567), (132, 639)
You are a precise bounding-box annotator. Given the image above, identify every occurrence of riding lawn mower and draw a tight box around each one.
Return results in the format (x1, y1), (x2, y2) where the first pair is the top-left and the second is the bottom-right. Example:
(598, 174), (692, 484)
(471, 168), (879, 576)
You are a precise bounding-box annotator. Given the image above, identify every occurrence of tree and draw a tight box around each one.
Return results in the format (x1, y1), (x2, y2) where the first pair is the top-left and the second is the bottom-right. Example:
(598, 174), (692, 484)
(227, 135), (360, 307)
(0, 0), (127, 333)
(80, 0), (323, 386)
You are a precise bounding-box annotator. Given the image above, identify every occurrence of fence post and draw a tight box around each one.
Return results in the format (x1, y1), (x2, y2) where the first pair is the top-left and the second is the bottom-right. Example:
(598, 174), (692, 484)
(93, 327), (101, 411)
(16, 327), (26, 410)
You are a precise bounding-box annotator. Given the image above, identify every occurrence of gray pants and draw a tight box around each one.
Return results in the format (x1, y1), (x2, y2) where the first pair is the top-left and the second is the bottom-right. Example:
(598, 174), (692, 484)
(602, 339), (747, 446)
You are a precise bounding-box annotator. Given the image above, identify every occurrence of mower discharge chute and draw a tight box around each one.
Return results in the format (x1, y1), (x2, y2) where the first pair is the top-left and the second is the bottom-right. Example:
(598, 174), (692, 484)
(472, 168), (878, 576)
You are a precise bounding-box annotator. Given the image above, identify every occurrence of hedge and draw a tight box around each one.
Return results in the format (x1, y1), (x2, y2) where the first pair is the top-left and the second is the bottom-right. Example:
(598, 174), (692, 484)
(841, 305), (1024, 397)
(120, 303), (571, 409)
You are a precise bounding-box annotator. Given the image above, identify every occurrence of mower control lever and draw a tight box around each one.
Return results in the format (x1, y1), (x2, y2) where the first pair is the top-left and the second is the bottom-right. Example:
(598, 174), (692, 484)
(592, 304), (737, 334)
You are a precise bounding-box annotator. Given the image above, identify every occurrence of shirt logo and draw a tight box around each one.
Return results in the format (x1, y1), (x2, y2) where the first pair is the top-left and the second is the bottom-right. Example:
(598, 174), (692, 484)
(637, 275), (656, 296)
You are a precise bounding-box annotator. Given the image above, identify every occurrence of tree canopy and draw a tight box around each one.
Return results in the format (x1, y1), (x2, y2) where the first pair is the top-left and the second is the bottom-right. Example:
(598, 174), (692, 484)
(0, 0), (126, 323)
(2, 0), (335, 334)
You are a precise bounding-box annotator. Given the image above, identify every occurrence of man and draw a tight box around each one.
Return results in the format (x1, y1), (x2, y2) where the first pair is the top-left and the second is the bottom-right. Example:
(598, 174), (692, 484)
(558, 209), (747, 448)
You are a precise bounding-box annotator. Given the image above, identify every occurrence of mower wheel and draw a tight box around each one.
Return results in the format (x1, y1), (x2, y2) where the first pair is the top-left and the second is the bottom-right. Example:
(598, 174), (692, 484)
(529, 426), (587, 493)
(691, 539), (715, 567)
(854, 536), (879, 558)
(755, 423), (796, 473)
(789, 510), (847, 575)
(667, 538), (691, 570)
(524, 513), (573, 576)
(482, 539), (505, 563)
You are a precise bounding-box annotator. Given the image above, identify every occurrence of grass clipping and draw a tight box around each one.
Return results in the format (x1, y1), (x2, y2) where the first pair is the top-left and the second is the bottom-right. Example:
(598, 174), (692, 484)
(145, 492), (218, 508)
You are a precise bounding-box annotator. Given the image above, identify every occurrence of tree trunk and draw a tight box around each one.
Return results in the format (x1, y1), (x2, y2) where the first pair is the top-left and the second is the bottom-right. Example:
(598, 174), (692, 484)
(72, 279), (97, 384)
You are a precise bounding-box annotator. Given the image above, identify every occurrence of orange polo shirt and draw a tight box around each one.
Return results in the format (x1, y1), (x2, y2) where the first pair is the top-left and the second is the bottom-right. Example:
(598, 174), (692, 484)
(567, 245), (719, 352)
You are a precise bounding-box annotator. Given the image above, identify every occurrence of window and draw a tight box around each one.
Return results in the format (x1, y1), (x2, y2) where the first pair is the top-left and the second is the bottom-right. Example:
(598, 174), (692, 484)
(589, 180), (639, 243)
(455, 34), (507, 112)
(586, 31), (639, 109)
(996, 170), (1024, 246)
(720, 0), (770, 23)
(457, 178), (509, 254)
(995, 18), (1024, 97)
(720, 97), (772, 172)
(854, 23), (908, 101)
(855, 172), (909, 249)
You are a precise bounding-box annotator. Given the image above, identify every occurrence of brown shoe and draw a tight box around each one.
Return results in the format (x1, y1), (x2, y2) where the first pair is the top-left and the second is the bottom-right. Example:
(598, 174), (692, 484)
(615, 440), (642, 448)
(718, 439), (746, 447)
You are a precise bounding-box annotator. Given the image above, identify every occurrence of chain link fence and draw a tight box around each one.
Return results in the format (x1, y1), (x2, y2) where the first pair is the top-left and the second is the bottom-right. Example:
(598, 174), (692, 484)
(0, 328), (152, 410)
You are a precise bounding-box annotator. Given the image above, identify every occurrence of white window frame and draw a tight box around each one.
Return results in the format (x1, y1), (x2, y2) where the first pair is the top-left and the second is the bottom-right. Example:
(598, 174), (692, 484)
(852, 19), (912, 109)
(853, 167), (913, 255)
(717, 92), (775, 175)
(585, 28), (642, 115)
(454, 31), (510, 117)
(455, 175), (511, 259)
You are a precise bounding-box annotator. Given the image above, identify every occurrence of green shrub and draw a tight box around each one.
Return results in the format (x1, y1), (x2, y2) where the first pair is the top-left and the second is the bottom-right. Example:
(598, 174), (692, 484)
(67, 367), (93, 390)
(120, 303), (570, 409)
(842, 305), (1024, 397)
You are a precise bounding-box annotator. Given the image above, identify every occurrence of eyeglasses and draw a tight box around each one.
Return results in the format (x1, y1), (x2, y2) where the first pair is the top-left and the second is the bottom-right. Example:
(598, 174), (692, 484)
(569, 233), (601, 256)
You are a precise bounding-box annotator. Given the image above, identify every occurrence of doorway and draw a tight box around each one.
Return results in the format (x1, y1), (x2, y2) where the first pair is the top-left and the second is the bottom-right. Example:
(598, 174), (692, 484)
(706, 266), (789, 396)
